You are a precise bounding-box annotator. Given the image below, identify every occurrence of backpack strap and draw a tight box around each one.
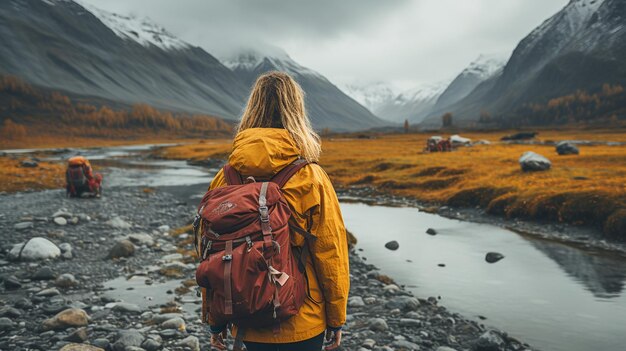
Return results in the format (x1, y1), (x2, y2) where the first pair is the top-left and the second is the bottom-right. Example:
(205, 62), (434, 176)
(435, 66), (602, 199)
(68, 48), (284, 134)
(271, 158), (309, 188)
(223, 164), (242, 185)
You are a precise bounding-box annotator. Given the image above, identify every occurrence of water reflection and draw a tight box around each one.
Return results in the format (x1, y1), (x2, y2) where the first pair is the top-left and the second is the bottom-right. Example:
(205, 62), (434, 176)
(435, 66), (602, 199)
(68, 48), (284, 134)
(528, 239), (626, 298)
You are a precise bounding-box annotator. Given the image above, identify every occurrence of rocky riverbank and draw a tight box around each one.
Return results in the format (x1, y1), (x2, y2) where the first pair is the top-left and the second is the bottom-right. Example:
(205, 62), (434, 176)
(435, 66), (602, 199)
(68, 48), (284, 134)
(0, 185), (534, 351)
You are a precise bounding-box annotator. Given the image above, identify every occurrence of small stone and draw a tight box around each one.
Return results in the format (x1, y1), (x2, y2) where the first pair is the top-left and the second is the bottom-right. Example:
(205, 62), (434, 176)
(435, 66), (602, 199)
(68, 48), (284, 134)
(436, 347), (458, 351)
(108, 240), (135, 259)
(112, 302), (143, 314)
(56, 273), (78, 288)
(141, 338), (162, 351)
(106, 217), (132, 229)
(59, 344), (104, 351)
(21, 160), (38, 168)
(112, 330), (145, 351)
(54, 217), (68, 226)
(384, 240), (399, 251)
(485, 252), (505, 263)
(556, 141), (579, 155)
(59, 243), (73, 259)
(177, 335), (200, 351)
(362, 339), (376, 349)
(92, 339), (110, 350)
(36, 287), (61, 297)
(65, 327), (88, 342)
(0, 307), (22, 318)
(42, 308), (89, 330)
(128, 233), (155, 247)
(161, 317), (186, 331)
(32, 267), (57, 280)
(399, 318), (421, 327)
(368, 318), (388, 331)
(158, 225), (170, 233)
(14, 222), (34, 230)
(426, 228), (437, 235)
(52, 210), (73, 219)
(0, 317), (15, 331)
(392, 340), (420, 350)
(348, 296), (365, 307)
(68, 217), (79, 225)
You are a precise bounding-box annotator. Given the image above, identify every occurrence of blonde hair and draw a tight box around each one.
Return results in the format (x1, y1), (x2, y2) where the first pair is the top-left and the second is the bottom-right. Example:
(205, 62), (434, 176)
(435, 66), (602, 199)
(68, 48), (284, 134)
(237, 71), (321, 162)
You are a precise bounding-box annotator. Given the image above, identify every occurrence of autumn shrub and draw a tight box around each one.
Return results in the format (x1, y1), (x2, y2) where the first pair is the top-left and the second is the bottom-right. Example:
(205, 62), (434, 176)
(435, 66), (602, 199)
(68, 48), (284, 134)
(486, 194), (518, 216)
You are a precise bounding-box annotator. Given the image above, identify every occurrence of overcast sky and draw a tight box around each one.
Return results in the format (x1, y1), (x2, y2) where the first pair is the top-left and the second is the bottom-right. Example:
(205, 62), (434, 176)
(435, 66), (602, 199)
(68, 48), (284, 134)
(81, 0), (569, 91)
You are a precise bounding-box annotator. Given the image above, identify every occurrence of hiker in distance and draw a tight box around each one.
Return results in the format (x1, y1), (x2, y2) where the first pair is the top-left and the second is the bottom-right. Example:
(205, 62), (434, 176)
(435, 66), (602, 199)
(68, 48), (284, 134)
(194, 71), (350, 351)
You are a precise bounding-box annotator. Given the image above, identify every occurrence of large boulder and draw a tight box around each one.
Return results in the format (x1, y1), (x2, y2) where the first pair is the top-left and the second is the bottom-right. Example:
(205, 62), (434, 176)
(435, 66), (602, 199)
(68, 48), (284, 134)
(519, 152), (551, 172)
(450, 134), (472, 146)
(556, 141), (579, 155)
(42, 308), (89, 330)
(8, 237), (61, 261)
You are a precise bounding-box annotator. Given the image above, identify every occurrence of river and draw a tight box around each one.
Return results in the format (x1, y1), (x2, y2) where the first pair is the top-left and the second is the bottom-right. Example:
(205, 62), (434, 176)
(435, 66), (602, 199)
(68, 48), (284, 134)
(10, 144), (626, 351)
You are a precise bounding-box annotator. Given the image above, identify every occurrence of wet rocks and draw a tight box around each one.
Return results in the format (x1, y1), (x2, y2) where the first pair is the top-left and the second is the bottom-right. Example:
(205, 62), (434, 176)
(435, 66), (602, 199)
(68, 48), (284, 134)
(141, 338), (162, 351)
(9, 237), (61, 261)
(474, 330), (505, 351)
(36, 287), (61, 297)
(384, 240), (399, 251)
(426, 228), (437, 235)
(107, 240), (135, 259)
(2, 275), (22, 290)
(556, 141), (579, 155)
(0, 317), (15, 331)
(485, 252), (505, 264)
(519, 152), (551, 172)
(385, 296), (420, 311)
(42, 308), (89, 330)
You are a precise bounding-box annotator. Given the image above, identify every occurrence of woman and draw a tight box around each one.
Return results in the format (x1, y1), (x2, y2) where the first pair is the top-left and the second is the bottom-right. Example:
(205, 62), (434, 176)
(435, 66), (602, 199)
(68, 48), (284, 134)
(207, 71), (349, 351)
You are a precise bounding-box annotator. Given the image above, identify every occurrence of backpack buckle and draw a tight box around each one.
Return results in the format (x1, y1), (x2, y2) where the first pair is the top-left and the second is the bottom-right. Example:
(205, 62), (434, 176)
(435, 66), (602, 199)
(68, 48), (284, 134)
(259, 206), (269, 222)
(222, 254), (232, 261)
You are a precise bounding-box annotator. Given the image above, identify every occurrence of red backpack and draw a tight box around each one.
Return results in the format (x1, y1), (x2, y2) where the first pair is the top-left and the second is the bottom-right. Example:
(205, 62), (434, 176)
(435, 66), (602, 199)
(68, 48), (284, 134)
(66, 165), (87, 196)
(194, 159), (315, 343)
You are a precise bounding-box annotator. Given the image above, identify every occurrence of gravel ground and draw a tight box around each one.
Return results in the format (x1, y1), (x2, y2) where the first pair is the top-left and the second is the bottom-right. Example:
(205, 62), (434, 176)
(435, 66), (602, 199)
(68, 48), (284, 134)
(0, 185), (535, 351)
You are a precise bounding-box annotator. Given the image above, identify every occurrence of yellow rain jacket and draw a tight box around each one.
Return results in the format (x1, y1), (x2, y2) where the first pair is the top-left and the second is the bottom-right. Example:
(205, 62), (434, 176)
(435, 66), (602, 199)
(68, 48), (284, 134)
(206, 128), (350, 343)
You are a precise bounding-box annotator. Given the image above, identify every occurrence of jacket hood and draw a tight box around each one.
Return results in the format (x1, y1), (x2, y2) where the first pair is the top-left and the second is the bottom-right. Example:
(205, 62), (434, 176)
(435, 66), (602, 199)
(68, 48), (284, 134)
(229, 128), (301, 177)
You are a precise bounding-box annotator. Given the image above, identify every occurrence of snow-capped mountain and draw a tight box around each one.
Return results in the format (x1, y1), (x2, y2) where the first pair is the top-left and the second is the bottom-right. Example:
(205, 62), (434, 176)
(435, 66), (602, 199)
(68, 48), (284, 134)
(223, 48), (387, 131)
(0, 0), (248, 119)
(420, 0), (626, 127)
(375, 82), (449, 124)
(433, 53), (507, 112)
(340, 82), (398, 113)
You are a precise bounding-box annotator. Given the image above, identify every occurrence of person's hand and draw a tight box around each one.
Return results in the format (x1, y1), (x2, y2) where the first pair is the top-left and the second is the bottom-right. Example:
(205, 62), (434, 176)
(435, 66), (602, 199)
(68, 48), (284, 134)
(324, 328), (342, 350)
(210, 329), (228, 350)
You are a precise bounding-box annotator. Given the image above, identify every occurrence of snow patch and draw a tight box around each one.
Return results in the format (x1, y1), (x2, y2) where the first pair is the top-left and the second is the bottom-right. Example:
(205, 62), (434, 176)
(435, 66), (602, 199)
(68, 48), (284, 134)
(77, 1), (189, 51)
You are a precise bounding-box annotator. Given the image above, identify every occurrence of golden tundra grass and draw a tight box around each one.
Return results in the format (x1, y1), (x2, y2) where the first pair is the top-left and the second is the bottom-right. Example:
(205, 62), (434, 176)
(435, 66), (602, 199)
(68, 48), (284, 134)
(158, 129), (626, 239)
(0, 156), (65, 192)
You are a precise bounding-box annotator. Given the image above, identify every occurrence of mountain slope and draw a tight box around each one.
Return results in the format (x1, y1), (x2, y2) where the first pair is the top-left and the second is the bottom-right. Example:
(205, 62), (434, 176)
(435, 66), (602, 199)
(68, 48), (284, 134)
(0, 0), (249, 119)
(421, 0), (626, 127)
(223, 49), (388, 131)
(433, 54), (507, 110)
